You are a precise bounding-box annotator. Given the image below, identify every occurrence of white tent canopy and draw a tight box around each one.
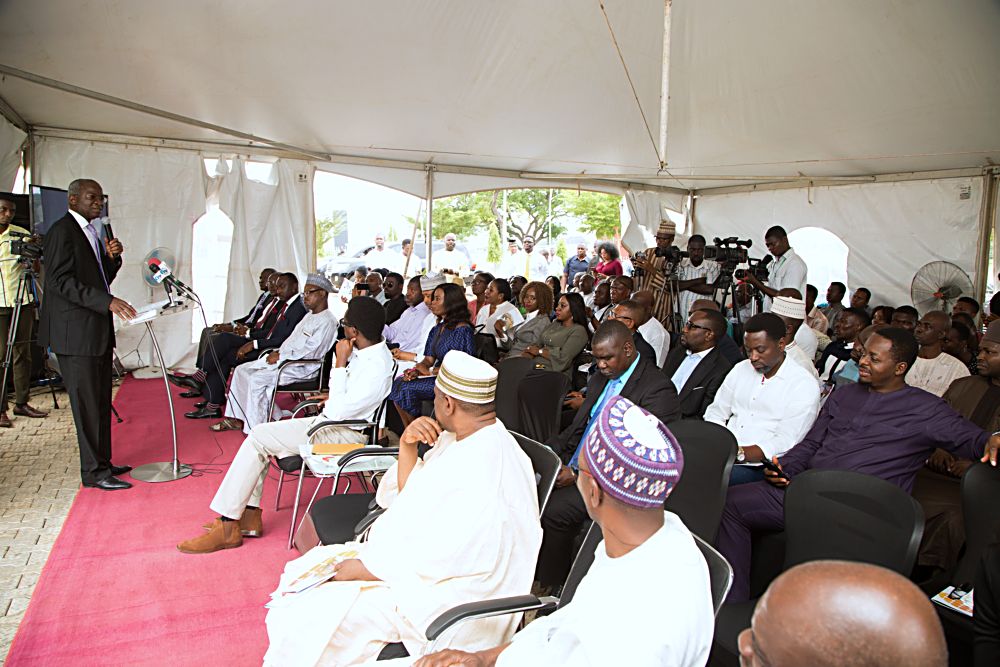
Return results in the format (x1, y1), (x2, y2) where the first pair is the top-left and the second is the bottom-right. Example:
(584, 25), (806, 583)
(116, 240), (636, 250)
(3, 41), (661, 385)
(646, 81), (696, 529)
(0, 0), (996, 360)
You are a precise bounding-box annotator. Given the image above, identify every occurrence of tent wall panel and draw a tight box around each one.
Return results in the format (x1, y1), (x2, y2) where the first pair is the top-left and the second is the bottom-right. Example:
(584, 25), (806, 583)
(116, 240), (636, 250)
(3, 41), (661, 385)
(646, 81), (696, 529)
(694, 177), (983, 308)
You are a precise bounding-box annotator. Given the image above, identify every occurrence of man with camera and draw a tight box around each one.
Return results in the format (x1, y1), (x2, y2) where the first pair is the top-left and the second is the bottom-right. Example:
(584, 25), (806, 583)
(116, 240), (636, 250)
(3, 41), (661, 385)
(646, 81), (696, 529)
(0, 196), (48, 427)
(742, 226), (807, 312)
(632, 218), (678, 326)
(671, 234), (720, 318)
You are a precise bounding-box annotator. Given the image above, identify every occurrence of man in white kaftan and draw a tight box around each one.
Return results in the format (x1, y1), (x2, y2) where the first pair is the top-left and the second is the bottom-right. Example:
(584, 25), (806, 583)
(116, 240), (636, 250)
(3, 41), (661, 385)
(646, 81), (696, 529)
(221, 275), (338, 434)
(264, 351), (542, 666)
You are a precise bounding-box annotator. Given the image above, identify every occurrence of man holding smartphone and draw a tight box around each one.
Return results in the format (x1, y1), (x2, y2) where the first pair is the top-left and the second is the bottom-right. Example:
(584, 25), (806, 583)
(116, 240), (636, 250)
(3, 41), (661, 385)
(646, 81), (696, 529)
(715, 327), (1000, 603)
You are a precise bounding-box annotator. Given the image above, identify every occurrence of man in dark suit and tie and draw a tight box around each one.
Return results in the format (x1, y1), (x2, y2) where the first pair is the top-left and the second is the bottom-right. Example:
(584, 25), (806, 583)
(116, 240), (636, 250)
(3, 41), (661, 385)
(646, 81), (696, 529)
(535, 320), (681, 589)
(661, 308), (733, 419)
(40, 179), (137, 491)
(184, 272), (307, 419)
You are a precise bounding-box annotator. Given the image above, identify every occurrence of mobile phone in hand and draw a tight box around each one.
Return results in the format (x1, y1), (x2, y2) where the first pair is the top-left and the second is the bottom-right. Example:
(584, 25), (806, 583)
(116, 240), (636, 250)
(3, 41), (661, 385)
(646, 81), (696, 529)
(759, 457), (789, 479)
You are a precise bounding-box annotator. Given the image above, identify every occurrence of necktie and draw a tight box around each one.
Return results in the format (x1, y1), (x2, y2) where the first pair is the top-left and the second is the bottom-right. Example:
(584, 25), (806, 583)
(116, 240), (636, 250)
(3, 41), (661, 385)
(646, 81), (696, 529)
(265, 302), (288, 337)
(84, 223), (109, 290)
(253, 297), (277, 329)
(569, 377), (621, 470)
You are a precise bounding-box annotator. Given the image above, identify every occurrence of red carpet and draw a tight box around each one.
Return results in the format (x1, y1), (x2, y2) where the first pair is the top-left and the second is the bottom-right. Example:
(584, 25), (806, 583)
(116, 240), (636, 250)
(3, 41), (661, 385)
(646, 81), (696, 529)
(7, 375), (342, 666)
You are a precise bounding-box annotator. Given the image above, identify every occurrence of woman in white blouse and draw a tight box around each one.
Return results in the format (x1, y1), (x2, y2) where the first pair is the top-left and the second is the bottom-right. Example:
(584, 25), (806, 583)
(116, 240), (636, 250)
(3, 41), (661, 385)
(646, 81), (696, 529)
(476, 278), (524, 343)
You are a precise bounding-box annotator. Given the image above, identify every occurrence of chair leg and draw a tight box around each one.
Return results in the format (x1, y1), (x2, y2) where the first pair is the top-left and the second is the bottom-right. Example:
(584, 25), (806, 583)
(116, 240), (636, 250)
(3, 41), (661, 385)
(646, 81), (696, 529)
(288, 466), (309, 550)
(275, 469), (284, 511)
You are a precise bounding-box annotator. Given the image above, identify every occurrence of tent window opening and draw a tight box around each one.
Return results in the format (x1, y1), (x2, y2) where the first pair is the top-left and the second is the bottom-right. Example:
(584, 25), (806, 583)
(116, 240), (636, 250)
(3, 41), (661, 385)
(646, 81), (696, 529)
(190, 207), (234, 343)
(787, 227), (849, 304)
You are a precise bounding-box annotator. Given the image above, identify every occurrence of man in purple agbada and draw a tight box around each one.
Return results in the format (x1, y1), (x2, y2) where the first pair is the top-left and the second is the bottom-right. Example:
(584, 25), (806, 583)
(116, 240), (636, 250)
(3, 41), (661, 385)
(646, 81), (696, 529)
(715, 327), (1000, 602)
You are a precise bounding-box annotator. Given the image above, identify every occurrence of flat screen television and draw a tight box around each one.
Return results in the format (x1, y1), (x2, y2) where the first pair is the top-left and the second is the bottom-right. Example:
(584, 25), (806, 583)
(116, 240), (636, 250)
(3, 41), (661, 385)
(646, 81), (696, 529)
(29, 185), (111, 241)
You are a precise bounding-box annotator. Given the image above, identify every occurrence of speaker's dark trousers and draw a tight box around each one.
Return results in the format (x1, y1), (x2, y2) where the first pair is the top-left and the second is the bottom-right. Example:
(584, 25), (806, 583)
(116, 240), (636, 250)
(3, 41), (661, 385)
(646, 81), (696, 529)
(58, 351), (113, 484)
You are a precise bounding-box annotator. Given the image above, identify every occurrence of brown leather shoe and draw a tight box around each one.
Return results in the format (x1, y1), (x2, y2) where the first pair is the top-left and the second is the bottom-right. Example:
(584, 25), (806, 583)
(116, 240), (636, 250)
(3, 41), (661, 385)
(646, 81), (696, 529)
(0, 412), (11, 428)
(13, 403), (48, 418)
(202, 507), (263, 538)
(178, 519), (243, 554)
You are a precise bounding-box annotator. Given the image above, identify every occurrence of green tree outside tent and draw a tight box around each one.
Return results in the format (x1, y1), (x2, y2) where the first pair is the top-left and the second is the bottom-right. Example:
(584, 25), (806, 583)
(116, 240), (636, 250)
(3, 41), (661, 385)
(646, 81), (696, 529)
(487, 224), (502, 264)
(555, 237), (569, 265)
(566, 191), (621, 239)
(316, 210), (348, 254)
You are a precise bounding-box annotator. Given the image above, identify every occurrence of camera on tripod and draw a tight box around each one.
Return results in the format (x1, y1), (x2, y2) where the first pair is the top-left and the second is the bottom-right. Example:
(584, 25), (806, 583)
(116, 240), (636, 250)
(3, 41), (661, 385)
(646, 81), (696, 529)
(8, 230), (42, 262)
(631, 244), (688, 278)
(704, 237), (770, 282)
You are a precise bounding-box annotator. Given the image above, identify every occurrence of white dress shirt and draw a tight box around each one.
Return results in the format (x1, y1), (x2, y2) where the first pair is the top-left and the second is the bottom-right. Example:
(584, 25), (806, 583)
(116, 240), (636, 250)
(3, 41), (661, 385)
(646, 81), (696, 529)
(581, 291), (596, 310)
(432, 249), (468, 277)
(364, 248), (404, 273)
(670, 347), (712, 392)
(704, 357), (820, 461)
(322, 341), (395, 424)
(793, 324), (818, 361)
(785, 341), (819, 378)
(476, 301), (524, 342)
(764, 247), (807, 311)
(638, 317), (669, 368)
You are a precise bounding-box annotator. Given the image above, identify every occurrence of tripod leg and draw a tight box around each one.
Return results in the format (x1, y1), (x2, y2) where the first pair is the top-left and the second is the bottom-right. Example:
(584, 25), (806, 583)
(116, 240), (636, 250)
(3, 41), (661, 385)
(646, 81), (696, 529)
(110, 403), (123, 424)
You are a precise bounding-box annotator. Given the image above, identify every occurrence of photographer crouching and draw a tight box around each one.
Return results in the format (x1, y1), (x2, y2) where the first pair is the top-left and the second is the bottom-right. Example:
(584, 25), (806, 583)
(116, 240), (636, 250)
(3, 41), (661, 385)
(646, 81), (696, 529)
(741, 225), (808, 311)
(0, 195), (48, 427)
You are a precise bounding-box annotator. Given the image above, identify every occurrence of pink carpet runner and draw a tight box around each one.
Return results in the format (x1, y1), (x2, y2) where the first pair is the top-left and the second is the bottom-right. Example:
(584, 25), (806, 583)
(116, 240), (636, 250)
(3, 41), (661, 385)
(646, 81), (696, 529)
(7, 375), (340, 665)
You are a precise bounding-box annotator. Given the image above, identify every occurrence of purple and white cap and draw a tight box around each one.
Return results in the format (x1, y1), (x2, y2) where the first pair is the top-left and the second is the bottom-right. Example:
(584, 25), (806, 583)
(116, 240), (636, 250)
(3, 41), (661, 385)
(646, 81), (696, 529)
(582, 396), (683, 509)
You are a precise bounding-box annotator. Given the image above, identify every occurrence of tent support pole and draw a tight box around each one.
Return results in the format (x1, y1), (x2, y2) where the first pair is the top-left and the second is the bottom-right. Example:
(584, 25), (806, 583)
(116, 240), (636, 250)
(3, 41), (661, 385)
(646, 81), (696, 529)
(975, 171), (998, 302)
(425, 166), (435, 270)
(0, 92), (27, 133)
(657, 0), (671, 168)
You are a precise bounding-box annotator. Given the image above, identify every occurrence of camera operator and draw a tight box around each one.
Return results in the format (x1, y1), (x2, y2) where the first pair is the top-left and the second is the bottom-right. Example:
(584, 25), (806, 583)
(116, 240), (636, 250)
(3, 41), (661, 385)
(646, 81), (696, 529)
(671, 234), (720, 318)
(631, 218), (676, 326)
(0, 196), (47, 427)
(742, 225), (807, 311)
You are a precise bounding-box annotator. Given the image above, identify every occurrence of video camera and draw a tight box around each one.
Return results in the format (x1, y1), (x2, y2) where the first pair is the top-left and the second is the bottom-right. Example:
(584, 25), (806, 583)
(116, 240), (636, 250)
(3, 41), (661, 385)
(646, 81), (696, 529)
(704, 237), (771, 283)
(631, 244), (688, 278)
(7, 230), (42, 262)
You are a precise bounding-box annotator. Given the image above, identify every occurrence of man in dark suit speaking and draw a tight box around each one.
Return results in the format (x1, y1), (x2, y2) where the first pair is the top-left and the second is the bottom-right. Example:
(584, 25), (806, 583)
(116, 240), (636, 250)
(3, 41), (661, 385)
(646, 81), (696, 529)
(535, 320), (681, 589)
(40, 179), (137, 491)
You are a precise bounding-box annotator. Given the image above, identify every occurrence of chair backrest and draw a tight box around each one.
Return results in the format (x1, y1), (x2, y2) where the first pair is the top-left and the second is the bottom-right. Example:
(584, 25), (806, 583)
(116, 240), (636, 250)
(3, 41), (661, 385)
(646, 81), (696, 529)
(511, 431), (562, 515)
(953, 462), (1000, 585)
(495, 357), (535, 433)
(474, 327), (500, 365)
(558, 521), (603, 608)
(517, 369), (571, 443)
(783, 469), (925, 575)
(318, 345), (336, 389)
(692, 532), (733, 617)
(662, 420), (738, 543)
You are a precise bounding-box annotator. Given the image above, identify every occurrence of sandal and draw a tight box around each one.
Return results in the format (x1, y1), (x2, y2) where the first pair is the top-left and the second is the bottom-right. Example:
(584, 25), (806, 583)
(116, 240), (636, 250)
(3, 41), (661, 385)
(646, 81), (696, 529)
(210, 418), (244, 432)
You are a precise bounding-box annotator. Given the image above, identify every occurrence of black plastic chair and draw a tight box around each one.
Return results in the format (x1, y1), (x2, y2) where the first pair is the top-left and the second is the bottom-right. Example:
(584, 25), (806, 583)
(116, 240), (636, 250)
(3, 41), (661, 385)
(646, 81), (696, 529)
(712, 469), (926, 664)
(510, 432), (562, 515)
(419, 517), (731, 651)
(258, 345), (336, 421)
(517, 369), (570, 444)
(931, 463), (1000, 659)
(495, 357), (534, 433)
(663, 420), (738, 543)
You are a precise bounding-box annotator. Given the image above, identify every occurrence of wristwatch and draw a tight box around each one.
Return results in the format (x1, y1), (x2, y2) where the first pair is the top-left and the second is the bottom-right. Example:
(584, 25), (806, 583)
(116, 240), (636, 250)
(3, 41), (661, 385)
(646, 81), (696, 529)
(737, 446), (746, 463)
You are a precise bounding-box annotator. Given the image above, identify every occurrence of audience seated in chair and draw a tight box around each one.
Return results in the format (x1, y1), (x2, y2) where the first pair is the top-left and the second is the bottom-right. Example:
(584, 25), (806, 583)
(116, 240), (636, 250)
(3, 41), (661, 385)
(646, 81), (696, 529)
(914, 319), (1000, 579)
(182, 272), (307, 419)
(519, 293), (590, 375)
(828, 323), (886, 390)
(607, 299), (657, 363)
(210, 273), (339, 434)
(497, 281), (552, 357)
(715, 327), (1000, 602)
(475, 278), (523, 344)
(632, 290), (670, 367)
(816, 306), (870, 384)
(586, 279), (612, 332)
(662, 308), (733, 419)
(264, 351), (541, 665)
(387, 276), (438, 375)
(945, 319), (979, 374)
(415, 397), (712, 667)
(907, 310), (971, 397)
(390, 282), (475, 428)
(688, 298), (745, 365)
(704, 313), (820, 486)
(535, 321), (680, 590)
(736, 560), (947, 667)
(890, 304), (919, 332)
(176, 296), (393, 555)
(169, 269), (280, 406)
(382, 272), (407, 326)
(769, 294), (819, 378)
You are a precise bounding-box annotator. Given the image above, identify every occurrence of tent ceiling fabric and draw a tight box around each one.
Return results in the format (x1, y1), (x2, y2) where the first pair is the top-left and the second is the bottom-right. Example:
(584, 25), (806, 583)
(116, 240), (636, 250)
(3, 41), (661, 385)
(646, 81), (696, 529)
(0, 0), (997, 193)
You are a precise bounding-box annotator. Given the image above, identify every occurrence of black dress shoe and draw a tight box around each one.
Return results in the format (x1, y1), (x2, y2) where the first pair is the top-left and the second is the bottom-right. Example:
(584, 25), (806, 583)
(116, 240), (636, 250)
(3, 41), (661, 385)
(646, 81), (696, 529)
(185, 406), (222, 419)
(83, 476), (132, 491)
(180, 390), (202, 399)
(111, 465), (133, 476)
(168, 374), (203, 391)
(193, 401), (207, 409)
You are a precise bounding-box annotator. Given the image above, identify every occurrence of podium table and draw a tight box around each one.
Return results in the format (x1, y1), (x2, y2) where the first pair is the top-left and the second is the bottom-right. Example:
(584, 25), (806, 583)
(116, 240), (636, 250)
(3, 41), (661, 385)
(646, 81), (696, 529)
(121, 298), (197, 483)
